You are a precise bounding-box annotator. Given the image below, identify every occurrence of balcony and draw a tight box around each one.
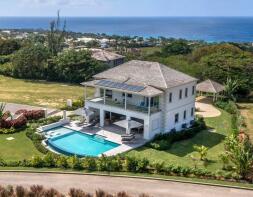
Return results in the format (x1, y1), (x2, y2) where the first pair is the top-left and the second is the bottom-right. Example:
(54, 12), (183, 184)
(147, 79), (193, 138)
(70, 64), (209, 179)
(86, 97), (160, 114)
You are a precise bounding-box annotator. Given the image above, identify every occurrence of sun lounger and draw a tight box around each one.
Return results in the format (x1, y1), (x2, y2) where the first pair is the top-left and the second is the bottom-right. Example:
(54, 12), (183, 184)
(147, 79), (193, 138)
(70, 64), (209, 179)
(121, 133), (135, 143)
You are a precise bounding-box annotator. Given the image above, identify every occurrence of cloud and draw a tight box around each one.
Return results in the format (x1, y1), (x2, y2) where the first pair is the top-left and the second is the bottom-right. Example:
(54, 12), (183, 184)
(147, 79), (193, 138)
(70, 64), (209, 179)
(20, 0), (99, 7)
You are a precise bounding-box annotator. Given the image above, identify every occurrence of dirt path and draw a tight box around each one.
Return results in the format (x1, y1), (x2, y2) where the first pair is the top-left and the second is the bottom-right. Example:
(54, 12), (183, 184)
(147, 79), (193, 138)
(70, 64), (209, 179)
(239, 103), (253, 141)
(195, 97), (221, 118)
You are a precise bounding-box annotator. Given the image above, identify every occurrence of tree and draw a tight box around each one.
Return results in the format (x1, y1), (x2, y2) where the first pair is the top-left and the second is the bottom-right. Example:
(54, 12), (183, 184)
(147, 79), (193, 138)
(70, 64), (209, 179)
(192, 44), (253, 95)
(162, 40), (192, 55)
(193, 145), (208, 161)
(224, 134), (253, 178)
(0, 38), (21, 55)
(47, 50), (107, 83)
(47, 11), (66, 56)
(225, 78), (239, 101)
(86, 40), (100, 48)
(12, 44), (50, 79)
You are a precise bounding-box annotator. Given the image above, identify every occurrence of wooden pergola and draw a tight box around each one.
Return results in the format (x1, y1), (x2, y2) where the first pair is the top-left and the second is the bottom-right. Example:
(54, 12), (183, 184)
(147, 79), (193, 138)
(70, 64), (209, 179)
(196, 79), (225, 101)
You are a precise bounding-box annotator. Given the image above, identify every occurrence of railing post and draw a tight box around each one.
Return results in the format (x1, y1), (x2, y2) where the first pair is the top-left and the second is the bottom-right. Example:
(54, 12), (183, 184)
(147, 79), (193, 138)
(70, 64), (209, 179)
(148, 97), (151, 116)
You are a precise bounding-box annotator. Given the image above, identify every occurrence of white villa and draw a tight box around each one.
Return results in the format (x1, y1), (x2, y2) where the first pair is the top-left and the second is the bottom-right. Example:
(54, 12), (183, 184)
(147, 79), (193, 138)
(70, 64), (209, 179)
(82, 60), (197, 141)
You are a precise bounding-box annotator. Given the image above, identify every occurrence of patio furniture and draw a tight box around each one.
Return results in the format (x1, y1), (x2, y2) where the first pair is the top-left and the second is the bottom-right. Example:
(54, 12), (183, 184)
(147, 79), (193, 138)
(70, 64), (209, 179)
(121, 133), (135, 143)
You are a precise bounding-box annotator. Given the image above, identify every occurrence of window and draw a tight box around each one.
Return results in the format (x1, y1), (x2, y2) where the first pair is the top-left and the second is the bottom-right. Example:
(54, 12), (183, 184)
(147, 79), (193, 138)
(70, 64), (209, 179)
(179, 89), (182, 99)
(184, 110), (187, 120)
(185, 88), (188, 98)
(105, 90), (112, 98)
(192, 86), (195, 95)
(169, 92), (172, 103)
(191, 107), (195, 117)
(175, 113), (179, 123)
(122, 93), (132, 98)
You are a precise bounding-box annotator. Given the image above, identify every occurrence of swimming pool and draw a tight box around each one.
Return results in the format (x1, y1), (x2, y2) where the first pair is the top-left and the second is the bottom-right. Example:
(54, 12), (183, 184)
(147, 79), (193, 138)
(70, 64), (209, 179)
(47, 127), (120, 157)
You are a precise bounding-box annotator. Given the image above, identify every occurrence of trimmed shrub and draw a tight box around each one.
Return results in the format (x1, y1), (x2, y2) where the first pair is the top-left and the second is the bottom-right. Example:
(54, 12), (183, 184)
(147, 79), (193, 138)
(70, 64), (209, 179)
(15, 109), (45, 120)
(31, 156), (44, 168)
(148, 117), (206, 151)
(68, 156), (83, 170)
(56, 156), (69, 169)
(83, 157), (97, 171)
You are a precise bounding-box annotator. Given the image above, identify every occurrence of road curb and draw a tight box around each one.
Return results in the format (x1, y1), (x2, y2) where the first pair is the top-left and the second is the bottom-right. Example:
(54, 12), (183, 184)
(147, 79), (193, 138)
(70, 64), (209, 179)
(0, 170), (252, 191)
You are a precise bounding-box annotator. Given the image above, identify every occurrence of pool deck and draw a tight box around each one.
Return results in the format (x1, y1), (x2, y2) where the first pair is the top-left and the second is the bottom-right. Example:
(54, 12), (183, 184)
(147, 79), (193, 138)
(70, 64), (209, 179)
(63, 123), (147, 156)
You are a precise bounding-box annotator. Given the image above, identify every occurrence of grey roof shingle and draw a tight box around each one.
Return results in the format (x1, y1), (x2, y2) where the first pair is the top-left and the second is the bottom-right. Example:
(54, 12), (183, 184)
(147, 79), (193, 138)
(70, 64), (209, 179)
(94, 60), (197, 90)
(196, 79), (225, 93)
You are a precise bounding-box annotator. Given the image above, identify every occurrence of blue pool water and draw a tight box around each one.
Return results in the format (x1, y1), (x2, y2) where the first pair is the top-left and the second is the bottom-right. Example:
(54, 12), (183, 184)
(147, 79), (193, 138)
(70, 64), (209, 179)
(47, 128), (120, 157)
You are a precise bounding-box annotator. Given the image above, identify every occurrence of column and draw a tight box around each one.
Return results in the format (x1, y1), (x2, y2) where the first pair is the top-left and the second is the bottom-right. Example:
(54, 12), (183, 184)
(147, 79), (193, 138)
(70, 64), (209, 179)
(103, 89), (106, 104)
(125, 92), (127, 110)
(100, 110), (105, 127)
(126, 116), (131, 134)
(143, 118), (150, 140)
(84, 85), (87, 105)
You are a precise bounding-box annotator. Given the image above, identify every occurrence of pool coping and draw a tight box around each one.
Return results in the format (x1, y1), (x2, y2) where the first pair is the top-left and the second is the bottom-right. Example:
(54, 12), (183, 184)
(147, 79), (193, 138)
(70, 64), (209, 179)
(40, 122), (146, 157)
(47, 131), (120, 157)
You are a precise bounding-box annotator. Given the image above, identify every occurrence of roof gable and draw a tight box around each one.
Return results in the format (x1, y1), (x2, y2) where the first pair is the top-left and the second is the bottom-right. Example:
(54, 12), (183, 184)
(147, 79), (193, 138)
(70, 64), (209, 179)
(94, 60), (197, 89)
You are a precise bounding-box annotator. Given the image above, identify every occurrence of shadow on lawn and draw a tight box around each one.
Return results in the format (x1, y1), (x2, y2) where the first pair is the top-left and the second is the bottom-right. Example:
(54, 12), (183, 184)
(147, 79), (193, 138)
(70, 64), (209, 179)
(165, 130), (226, 157)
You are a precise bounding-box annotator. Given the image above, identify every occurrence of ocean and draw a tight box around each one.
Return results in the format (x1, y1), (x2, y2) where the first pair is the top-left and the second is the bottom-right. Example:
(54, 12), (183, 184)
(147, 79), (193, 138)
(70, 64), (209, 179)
(0, 17), (253, 42)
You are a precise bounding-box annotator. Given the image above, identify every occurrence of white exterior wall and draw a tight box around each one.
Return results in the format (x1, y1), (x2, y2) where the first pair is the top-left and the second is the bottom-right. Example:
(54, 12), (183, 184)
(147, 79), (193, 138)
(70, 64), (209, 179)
(85, 80), (197, 140)
(162, 81), (197, 132)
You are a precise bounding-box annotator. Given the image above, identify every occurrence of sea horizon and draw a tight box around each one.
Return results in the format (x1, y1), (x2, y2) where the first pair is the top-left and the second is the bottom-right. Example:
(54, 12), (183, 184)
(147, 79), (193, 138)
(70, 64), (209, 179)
(0, 16), (253, 42)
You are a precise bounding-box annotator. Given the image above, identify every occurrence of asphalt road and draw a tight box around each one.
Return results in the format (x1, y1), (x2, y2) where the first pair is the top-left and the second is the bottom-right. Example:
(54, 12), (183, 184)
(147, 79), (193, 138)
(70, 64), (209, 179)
(3, 103), (57, 115)
(0, 172), (252, 197)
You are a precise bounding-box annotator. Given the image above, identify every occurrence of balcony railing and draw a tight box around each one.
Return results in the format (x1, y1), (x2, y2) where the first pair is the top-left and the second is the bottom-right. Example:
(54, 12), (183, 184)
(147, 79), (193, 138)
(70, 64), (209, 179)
(87, 97), (160, 114)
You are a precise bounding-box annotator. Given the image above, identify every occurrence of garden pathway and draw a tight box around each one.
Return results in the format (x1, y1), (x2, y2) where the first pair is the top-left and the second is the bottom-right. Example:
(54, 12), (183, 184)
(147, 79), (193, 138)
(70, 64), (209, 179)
(195, 97), (221, 118)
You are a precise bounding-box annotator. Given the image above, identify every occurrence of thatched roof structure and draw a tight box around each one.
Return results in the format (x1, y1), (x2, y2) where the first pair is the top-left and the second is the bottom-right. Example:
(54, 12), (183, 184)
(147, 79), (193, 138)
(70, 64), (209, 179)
(196, 79), (225, 94)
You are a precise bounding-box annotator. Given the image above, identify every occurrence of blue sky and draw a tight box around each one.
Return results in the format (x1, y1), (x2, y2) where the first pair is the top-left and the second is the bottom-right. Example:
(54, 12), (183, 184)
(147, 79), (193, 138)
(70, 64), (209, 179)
(0, 0), (252, 17)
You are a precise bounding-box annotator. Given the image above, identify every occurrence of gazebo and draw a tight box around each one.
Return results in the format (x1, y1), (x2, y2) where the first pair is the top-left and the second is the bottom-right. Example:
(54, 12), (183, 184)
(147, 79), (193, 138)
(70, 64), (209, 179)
(196, 79), (225, 101)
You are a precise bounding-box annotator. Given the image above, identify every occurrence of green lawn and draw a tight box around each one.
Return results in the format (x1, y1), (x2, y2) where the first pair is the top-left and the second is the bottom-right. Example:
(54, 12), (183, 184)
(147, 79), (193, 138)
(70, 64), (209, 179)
(0, 75), (93, 109)
(126, 110), (232, 172)
(0, 131), (43, 161)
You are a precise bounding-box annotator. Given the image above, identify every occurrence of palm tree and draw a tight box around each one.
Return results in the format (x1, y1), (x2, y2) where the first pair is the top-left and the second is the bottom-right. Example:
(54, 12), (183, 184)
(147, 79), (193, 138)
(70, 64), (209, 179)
(47, 10), (67, 56)
(0, 102), (5, 119)
(225, 78), (239, 101)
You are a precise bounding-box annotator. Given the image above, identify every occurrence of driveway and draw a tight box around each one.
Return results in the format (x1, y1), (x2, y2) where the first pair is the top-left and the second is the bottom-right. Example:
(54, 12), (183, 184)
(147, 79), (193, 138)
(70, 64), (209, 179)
(2, 103), (58, 116)
(0, 172), (252, 197)
(195, 97), (221, 118)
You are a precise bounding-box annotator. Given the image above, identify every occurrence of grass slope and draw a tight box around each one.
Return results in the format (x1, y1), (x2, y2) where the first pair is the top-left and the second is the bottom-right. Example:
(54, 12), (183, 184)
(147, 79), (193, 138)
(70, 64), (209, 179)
(126, 110), (232, 172)
(0, 131), (43, 161)
(0, 75), (93, 109)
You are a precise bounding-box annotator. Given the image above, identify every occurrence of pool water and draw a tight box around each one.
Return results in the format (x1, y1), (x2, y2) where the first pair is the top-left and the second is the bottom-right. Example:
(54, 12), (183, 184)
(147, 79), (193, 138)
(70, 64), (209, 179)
(47, 128), (120, 157)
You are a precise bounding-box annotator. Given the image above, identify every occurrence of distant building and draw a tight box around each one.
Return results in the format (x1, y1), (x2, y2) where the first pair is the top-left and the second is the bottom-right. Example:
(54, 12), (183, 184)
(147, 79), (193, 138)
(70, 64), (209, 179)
(91, 49), (125, 67)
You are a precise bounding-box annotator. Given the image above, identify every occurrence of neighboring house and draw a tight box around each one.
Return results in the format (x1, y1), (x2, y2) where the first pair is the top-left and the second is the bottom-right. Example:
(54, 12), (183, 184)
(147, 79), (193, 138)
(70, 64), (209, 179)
(91, 49), (125, 67)
(82, 60), (197, 140)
